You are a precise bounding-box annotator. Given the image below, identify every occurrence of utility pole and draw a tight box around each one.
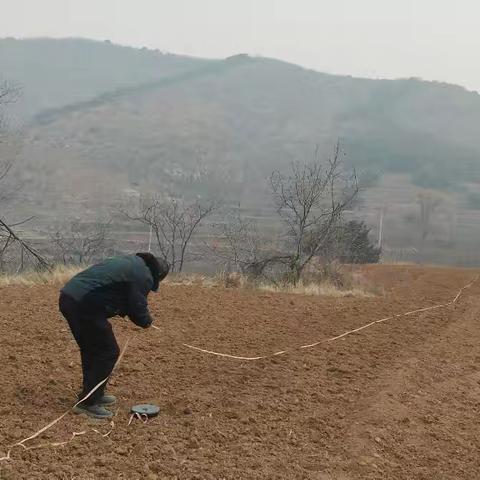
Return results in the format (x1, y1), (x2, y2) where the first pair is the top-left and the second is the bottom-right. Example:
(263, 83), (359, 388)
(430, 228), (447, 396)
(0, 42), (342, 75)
(148, 224), (153, 253)
(147, 201), (156, 253)
(377, 207), (385, 249)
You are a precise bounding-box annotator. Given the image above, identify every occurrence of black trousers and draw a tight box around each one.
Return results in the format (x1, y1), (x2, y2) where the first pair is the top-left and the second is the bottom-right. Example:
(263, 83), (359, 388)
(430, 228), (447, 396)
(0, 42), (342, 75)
(59, 293), (120, 405)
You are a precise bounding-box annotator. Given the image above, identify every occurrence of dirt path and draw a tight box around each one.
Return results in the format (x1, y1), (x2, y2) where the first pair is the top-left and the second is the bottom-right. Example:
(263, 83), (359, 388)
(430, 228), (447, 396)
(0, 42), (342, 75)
(0, 266), (479, 479)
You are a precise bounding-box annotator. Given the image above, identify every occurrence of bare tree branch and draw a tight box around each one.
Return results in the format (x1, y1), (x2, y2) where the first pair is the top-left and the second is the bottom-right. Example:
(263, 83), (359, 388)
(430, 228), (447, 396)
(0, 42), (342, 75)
(417, 191), (442, 241)
(0, 217), (50, 271)
(269, 141), (358, 284)
(209, 206), (288, 282)
(49, 220), (111, 265)
(121, 196), (216, 272)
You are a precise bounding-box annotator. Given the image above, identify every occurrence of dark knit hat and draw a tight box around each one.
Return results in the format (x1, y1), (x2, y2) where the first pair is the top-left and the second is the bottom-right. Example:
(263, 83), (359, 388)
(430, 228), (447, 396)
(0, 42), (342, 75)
(136, 252), (170, 292)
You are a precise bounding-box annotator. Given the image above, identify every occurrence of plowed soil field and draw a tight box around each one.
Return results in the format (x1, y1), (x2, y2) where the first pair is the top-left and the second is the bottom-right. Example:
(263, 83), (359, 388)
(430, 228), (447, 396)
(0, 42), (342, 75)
(1, 265), (480, 479)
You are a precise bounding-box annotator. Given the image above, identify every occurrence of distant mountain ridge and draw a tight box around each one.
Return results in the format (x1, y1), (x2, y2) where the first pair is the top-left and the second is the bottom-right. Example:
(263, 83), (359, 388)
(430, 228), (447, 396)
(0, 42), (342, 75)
(0, 37), (479, 214)
(0, 37), (214, 119)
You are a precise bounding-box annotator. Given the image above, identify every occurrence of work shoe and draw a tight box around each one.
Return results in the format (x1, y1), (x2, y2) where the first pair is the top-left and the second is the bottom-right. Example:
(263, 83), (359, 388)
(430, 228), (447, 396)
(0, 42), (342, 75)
(73, 403), (113, 419)
(76, 392), (117, 406)
(98, 393), (117, 406)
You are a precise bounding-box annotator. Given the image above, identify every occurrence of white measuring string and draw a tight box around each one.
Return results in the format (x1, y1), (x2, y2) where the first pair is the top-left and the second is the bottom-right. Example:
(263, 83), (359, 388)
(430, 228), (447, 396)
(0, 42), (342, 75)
(0, 338), (131, 462)
(173, 275), (479, 362)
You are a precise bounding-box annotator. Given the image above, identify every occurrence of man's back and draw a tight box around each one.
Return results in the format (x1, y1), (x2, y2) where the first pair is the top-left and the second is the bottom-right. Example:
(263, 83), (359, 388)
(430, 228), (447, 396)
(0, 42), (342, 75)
(61, 255), (154, 322)
(62, 255), (152, 302)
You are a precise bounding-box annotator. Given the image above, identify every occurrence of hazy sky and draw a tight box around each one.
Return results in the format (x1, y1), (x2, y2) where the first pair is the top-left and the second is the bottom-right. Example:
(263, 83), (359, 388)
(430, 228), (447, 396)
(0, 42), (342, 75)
(2, 0), (479, 92)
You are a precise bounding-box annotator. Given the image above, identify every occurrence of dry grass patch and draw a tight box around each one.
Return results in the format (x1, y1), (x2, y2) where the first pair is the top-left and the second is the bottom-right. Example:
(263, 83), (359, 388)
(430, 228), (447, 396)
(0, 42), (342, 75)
(0, 266), (377, 298)
(257, 280), (375, 298)
(162, 271), (377, 298)
(0, 265), (83, 287)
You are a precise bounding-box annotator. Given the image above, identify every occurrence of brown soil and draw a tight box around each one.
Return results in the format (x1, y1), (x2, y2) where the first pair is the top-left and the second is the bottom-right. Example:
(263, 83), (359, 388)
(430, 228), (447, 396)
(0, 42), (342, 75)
(1, 265), (480, 479)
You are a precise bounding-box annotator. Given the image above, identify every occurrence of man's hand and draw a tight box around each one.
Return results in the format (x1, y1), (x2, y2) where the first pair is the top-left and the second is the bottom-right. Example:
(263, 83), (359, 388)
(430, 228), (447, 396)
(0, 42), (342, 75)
(127, 283), (153, 328)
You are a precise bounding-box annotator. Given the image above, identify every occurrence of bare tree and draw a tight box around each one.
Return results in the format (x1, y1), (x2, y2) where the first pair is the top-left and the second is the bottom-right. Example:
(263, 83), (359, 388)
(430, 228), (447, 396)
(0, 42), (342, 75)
(211, 209), (286, 278)
(50, 220), (111, 265)
(417, 191), (442, 241)
(269, 142), (358, 284)
(123, 196), (215, 273)
(211, 143), (358, 285)
(0, 81), (47, 272)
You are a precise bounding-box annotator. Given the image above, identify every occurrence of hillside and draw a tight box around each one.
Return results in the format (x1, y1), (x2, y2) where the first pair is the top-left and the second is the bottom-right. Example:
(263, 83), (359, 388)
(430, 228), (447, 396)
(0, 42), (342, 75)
(2, 38), (480, 193)
(0, 37), (213, 119)
(2, 38), (480, 264)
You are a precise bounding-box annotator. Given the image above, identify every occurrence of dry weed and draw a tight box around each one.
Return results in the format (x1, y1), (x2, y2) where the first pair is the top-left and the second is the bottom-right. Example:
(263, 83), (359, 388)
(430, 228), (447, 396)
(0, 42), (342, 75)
(0, 266), (376, 298)
(0, 265), (83, 287)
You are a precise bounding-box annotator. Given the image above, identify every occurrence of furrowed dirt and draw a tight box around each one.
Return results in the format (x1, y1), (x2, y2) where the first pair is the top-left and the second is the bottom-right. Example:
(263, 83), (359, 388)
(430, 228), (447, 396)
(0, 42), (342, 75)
(1, 265), (480, 479)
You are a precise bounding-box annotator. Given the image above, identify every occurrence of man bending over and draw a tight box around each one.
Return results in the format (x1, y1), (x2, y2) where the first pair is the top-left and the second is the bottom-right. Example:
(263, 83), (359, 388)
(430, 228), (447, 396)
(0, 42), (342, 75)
(59, 253), (169, 419)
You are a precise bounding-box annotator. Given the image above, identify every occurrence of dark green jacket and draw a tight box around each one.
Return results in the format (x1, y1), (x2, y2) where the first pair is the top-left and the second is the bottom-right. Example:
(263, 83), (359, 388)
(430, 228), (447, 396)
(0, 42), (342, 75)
(61, 255), (154, 328)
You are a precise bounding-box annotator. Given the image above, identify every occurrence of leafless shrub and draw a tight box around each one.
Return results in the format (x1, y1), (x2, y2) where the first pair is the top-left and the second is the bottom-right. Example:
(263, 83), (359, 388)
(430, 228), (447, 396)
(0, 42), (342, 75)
(268, 142), (358, 284)
(210, 209), (285, 279)
(122, 195), (215, 272)
(417, 191), (443, 241)
(49, 220), (111, 265)
(210, 143), (358, 286)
